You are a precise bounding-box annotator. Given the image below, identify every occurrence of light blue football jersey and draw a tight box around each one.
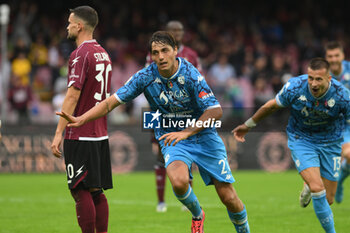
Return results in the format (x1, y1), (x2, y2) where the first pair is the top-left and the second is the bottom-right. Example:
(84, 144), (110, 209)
(331, 60), (350, 89)
(115, 57), (221, 139)
(276, 75), (350, 143)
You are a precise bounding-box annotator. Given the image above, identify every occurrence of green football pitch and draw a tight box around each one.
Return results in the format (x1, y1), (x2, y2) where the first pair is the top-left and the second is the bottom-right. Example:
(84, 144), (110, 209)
(0, 171), (349, 233)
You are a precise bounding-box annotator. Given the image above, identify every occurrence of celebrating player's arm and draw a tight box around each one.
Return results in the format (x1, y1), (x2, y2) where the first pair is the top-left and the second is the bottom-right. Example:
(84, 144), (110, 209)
(51, 86), (80, 158)
(232, 99), (281, 142)
(160, 106), (223, 146)
(57, 94), (121, 128)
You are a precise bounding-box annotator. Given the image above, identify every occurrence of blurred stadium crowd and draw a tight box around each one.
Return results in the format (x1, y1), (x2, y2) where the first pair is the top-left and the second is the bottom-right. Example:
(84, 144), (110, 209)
(1, 0), (350, 125)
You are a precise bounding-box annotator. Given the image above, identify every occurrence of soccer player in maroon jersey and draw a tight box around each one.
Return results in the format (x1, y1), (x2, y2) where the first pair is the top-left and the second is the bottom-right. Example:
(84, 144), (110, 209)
(146, 20), (202, 212)
(51, 6), (112, 233)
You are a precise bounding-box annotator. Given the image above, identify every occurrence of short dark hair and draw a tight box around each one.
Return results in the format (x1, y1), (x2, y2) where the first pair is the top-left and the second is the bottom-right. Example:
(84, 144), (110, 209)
(148, 31), (177, 53)
(70, 6), (98, 30)
(325, 41), (343, 51)
(309, 57), (330, 71)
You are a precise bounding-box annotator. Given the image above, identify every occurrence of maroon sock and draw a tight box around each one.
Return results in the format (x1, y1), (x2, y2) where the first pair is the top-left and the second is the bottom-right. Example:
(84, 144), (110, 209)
(92, 192), (109, 233)
(155, 165), (166, 203)
(71, 189), (96, 233)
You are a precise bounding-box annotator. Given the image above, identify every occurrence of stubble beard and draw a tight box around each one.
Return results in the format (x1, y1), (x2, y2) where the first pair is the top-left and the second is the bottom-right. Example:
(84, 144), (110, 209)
(67, 33), (77, 41)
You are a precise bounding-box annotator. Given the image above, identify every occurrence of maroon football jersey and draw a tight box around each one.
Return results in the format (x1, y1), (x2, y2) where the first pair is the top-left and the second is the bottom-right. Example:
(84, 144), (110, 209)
(146, 45), (202, 73)
(65, 40), (112, 140)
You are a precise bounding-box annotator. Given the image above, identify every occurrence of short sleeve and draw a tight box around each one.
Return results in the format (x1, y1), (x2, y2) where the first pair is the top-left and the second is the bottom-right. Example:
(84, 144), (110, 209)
(115, 71), (145, 103)
(192, 71), (221, 110)
(276, 81), (294, 107)
(67, 51), (89, 90)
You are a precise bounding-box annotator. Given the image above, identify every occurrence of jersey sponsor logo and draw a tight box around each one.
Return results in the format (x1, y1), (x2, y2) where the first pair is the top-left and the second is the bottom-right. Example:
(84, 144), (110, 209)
(159, 90), (189, 104)
(160, 91), (169, 105)
(301, 106), (330, 120)
(167, 81), (173, 88)
(71, 56), (80, 66)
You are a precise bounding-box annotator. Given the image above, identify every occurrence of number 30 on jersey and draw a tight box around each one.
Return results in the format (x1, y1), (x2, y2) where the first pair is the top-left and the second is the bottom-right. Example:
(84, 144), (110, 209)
(94, 63), (112, 103)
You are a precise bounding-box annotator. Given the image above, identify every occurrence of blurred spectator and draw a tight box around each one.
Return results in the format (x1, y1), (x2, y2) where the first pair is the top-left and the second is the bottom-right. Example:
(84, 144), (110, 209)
(10, 2), (37, 49)
(250, 55), (268, 86)
(11, 51), (31, 86)
(207, 53), (236, 105)
(29, 34), (48, 67)
(253, 75), (275, 110)
(269, 52), (291, 93)
(7, 74), (33, 124)
(52, 77), (66, 122)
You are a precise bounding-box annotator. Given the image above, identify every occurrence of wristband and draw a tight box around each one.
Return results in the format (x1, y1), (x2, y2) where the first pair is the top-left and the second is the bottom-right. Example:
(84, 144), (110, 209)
(244, 118), (256, 128)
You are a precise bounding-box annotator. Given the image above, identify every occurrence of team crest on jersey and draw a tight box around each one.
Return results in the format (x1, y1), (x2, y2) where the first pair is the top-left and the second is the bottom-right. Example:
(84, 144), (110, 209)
(344, 73), (350, 81)
(327, 98), (335, 107)
(167, 81), (173, 88)
(178, 76), (185, 85)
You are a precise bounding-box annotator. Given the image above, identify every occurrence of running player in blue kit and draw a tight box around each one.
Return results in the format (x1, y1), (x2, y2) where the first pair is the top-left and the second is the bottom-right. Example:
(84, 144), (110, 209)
(56, 31), (250, 233)
(233, 58), (350, 233)
(325, 41), (350, 203)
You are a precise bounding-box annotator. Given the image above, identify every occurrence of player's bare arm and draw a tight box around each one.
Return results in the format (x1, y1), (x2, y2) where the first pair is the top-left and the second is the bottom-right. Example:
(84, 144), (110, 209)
(57, 95), (120, 128)
(159, 107), (223, 146)
(51, 86), (81, 158)
(232, 99), (281, 142)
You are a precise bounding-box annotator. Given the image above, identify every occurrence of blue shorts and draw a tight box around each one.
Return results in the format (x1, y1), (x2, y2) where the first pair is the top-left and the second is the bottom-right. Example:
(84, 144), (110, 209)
(288, 136), (342, 181)
(342, 124), (350, 145)
(160, 131), (235, 185)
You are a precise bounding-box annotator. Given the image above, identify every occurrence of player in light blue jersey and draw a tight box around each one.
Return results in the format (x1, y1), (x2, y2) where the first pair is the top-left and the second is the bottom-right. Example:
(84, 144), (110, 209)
(56, 31), (250, 233)
(233, 58), (350, 233)
(325, 41), (350, 204)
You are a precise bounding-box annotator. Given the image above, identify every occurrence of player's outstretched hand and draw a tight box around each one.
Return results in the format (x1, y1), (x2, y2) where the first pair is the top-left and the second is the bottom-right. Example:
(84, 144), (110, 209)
(232, 124), (250, 142)
(51, 134), (62, 158)
(159, 131), (191, 146)
(56, 111), (84, 128)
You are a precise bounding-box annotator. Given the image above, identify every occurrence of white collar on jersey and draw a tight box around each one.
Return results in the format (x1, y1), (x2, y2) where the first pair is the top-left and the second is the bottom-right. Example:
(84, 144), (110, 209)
(159, 57), (182, 80)
(78, 39), (97, 48)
